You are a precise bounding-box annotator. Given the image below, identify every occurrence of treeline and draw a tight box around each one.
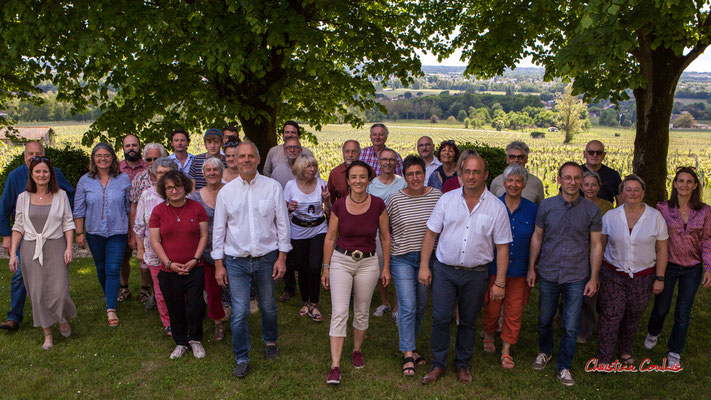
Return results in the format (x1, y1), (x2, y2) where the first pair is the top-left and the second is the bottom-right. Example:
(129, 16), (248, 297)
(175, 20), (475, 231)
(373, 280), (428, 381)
(2, 92), (103, 122)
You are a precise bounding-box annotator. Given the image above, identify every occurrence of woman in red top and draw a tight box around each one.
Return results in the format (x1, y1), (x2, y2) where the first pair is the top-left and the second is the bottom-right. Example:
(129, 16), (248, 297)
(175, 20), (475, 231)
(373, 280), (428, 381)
(149, 170), (209, 360)
(322, 160), (391, 385)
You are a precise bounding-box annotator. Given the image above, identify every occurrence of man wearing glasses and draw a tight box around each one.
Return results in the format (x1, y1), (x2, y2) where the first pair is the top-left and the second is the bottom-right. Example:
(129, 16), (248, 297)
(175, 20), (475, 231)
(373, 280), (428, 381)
(271, 138), (303, 189)
(581, 140), (622, 205)
(489, 141), (545, 205)
(263, 121), (314, 177)
(360, 124), (403, 176)
(0, 142), (74, 331)
(417, 136), (441, 182)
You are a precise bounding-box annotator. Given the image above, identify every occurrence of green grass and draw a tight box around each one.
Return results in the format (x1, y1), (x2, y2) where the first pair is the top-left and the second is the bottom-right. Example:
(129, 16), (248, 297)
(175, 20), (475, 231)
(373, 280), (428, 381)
(1, 258), (710, 399)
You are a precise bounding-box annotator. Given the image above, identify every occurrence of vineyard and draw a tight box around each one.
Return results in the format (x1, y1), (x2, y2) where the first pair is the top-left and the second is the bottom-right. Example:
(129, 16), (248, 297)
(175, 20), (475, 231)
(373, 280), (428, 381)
(1, 122), (710, 202)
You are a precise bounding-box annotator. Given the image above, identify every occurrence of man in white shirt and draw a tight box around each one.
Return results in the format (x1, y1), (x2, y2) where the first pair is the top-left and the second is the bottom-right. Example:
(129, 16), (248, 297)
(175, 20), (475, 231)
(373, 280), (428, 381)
(419, 153), (512, 384)
(417, 136), (441, 182)
(212, 141), (291, 379)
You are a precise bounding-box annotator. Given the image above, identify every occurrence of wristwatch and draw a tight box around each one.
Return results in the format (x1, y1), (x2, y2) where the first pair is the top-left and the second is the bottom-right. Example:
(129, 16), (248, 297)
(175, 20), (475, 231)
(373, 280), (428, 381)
(655, 275), (665, 282)
(193, 257), (200, 264)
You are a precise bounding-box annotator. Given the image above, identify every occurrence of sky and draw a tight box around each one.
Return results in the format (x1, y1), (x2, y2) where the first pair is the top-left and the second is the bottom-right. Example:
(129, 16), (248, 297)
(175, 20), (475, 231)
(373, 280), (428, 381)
(418, 49), (711, 72)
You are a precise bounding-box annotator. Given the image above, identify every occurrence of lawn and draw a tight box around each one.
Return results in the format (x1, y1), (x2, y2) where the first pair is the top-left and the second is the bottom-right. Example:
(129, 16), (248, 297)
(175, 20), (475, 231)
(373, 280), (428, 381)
(0, 257), (709, 399)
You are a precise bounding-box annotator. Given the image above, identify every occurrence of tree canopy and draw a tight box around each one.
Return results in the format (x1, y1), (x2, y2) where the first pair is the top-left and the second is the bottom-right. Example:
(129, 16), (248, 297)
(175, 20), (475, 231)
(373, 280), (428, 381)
(0, 0), (424, 157)
(415, 0), (711, 203)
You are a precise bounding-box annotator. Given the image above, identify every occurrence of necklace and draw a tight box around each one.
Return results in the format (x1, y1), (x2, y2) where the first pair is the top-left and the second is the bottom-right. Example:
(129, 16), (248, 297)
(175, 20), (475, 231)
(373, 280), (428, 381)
(349, 193), (368, 204)
(168, 200), (187, 221)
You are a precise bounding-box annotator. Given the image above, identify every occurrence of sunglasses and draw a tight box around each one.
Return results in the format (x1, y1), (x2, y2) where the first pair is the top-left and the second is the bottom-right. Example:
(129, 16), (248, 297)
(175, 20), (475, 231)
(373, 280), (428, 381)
(507, 154), (526, 160)
(224, 141), (241, 148)
(31, 156), (50, 162)
(586, 150), (604, 156)
(441, 140), (456, 146)
(676, 166), (697, 172)
(145, 157), (157, 162)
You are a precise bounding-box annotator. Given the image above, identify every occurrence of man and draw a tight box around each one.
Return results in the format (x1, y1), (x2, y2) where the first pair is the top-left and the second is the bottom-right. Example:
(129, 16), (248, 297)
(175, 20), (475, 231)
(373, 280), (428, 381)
(327, 140), (361, 204)
(271, 137), (302, 189)
(0, 142), (75, 331)
(417, 136), (441, 182)
(581, 140), (622, 204)
(168, 129), (194, 175)
(419, 153), (512, 384)
(223, 125), (240, 145)
(263, 121), (314, 177)
(489, 141), (545, 205)
(127, 143), (169, 308)
(212, 141), (290, 378)
(360, 123), (403, 176)
(117, 134), (149, 303)
(188, 128), (226, 190)
(527, 161), (603, 387)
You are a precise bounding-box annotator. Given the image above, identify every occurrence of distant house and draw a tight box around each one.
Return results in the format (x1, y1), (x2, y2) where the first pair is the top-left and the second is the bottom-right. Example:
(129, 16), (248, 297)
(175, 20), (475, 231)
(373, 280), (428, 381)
(0, 126), (56, 146)
(547, 127), (559, 132)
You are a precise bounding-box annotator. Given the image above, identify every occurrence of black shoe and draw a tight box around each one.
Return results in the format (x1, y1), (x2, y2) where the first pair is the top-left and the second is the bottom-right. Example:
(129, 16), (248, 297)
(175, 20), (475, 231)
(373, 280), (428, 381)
(265, 344), (279, 360)
(232, 362), (250, 378)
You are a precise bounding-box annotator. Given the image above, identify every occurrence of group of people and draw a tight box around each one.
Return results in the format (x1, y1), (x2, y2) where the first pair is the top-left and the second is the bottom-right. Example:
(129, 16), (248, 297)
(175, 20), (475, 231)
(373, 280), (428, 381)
(1, 123), (709, 387)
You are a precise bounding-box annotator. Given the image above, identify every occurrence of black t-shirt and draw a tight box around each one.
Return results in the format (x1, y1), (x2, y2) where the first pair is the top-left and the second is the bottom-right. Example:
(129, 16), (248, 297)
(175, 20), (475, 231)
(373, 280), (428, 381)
(582, 163), (621, 204)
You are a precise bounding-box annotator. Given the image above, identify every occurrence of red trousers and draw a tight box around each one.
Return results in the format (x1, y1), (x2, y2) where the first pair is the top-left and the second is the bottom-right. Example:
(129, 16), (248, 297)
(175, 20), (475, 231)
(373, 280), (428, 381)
(482, 276), (531, 345)
(204, 263), (226, 322)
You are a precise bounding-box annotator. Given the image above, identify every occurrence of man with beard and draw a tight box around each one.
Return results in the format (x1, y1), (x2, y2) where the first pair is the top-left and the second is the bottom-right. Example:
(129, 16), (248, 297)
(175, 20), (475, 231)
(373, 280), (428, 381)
(271, 137), (303, 189)
(118, 134), (148, 303)
(263, 121), (314, 177)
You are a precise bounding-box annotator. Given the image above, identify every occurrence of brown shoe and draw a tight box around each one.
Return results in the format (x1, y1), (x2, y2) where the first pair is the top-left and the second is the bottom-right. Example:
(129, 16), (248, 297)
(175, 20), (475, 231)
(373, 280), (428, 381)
(421, 366), (445, 384)
(456, 367), (472, 383)
(0, 320), (19, 331)
(278, 291), (294, 302)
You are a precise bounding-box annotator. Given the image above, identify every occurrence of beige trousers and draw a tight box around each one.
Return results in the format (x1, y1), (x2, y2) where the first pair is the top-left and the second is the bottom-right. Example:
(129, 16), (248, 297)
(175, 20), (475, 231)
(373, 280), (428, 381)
(328, 251), (380, 337)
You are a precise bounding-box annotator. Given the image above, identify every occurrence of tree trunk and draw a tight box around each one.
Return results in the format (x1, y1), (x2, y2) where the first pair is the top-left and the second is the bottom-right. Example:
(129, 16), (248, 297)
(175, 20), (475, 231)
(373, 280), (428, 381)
(239, 107), (278, 173)
(632, 47), (683, 206)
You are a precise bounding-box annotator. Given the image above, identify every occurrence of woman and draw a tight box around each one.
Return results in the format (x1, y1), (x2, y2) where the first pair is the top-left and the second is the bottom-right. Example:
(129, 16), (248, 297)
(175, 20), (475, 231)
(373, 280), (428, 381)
(577, 170), (614, 344)
(74, 143), (131, 327)
(149, 170), (209, 359)
(582, 171), (614, 215)
(9, 156), (75, 349)
(597, 174), (668, 365)
(387, 155), (441, 376)
(222, 138), (241, 183)
(187, 157), (227, 340)
(481, 164), (537, 368)
(367, 148), (406, 321)
(134, 157), (178, 336)
(645, 167), (711, 368)
(285, 155), (330, 321)
(322, 160), (391, 385)
(427, 140), (460, 190)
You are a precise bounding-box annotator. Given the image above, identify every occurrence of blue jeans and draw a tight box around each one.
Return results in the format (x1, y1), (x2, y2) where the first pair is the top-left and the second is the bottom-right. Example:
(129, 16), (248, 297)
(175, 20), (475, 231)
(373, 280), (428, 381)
(391, 252), (430, 352)
(538, 277), (586, 371)
(647, 262), (703, 355)
(86, 233), (128, 310)
(225, 251), (279, 363)
(430, 259), (489, 369)
(7, 244), (25, 324)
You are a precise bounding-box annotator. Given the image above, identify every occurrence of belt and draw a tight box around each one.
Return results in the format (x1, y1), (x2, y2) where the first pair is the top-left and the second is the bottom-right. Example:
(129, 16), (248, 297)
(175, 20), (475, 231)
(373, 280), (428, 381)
(291, 215), (326, 228)
(335, 245), (376, 262)
(603, 260), (654, 278)
(444, 263), (487, 272)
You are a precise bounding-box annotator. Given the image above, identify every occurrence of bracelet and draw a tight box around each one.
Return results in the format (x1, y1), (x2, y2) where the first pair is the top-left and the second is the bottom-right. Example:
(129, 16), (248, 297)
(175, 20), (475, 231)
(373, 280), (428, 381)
(322, 264), (330, 269)
(494, 282), (506, 288)
(495, 280), (506, 285)
(166, 261), (173, 270)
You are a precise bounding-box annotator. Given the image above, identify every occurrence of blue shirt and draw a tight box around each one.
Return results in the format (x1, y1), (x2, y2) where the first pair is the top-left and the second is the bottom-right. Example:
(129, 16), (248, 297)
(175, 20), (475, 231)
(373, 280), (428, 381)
(488, 195), (538, 277)
(0, 164), (75, 237)
(168, 152), (195, 176)
(74, 173), (131, 237)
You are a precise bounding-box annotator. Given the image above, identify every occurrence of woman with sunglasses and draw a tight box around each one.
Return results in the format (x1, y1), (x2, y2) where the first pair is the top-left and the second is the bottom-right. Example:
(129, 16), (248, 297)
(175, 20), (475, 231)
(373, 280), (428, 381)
(645, 167), (711, 368)
(74, 143), (131, 327)
(8, 156), (75, 349)
(222, 136), (241, 183)
(427, 140), (460, 191)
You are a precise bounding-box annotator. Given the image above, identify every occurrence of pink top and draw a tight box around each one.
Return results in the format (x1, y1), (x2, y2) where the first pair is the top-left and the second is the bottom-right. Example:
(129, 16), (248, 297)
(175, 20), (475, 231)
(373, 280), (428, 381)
(657, 201), (711, 271)
(332, 195), (385, 253)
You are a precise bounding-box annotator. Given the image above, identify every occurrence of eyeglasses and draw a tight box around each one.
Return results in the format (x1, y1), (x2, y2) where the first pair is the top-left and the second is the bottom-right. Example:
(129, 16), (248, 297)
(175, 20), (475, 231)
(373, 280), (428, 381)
(417, 143), (433, 148)
(284, 145), (301, 151)
(586, 150), (604, 156)
(145, 157), (157, 162)
(224, 141), (240, 148)
(164, 185), (184, 192)
(507, 154), (527, 160)
(676, 166), (696, 171)
(379, 158), (397, 163)
(405, 171), (424, 178)
(31, 156), (50, 162)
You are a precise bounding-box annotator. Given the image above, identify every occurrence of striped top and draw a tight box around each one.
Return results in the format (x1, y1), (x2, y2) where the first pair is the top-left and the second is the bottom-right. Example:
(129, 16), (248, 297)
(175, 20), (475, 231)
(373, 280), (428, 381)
(386, 188), (442, 256)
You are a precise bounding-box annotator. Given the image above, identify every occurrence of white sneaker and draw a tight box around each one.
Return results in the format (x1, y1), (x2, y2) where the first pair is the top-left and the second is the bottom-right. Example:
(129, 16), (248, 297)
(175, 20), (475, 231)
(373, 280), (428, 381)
(532, 352), (553, 370)
(189, 340), (206, 359)
(667, 352), (681, 368)
(644, 333), (659, 350)
(391, 311), (398, 325)
(373, 304), (391, 317)
(170, 345), (189, 359)
(557, 369), (575, 386)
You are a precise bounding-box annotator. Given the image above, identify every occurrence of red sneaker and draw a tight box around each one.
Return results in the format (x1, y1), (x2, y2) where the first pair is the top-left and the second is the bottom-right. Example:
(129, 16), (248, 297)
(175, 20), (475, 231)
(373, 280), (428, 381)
(351, 351), (365, 369)
(326, 367), (341, 384)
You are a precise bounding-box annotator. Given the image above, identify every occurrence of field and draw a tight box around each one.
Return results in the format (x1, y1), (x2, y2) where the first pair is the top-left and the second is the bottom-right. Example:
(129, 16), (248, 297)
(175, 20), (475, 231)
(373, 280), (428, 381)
(1, 121), (710, 202)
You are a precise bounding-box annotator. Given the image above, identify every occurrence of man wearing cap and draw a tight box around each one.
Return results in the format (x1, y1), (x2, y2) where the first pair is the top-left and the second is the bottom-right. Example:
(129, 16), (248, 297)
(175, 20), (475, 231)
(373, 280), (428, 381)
(263, 121), (314, 177)
(188, 128), (227, 191)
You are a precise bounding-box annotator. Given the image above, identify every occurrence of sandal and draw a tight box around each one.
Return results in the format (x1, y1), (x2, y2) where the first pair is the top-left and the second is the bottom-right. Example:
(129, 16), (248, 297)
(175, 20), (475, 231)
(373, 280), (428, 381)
(117, 285), (130, 302)
(58, 320), (71, 338)
(213, 323), (225, 341)
(106, 309), (120, 327)
(42, 332), (53, 350)
(501, 354), (515, 369)
(137, 286), (151, 303)
(310, 304), (323, 322)
(402, 356), (416, 376)
(483, 336), (496, 353)
(413, 353), (426, 366)
(620, 354), (635, 366)
(298, 303), (310, 317)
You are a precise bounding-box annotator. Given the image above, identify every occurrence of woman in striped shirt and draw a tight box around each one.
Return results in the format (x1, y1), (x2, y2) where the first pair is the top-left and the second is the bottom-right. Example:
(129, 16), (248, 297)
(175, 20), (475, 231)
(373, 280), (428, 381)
(387, 155), (442, 376)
